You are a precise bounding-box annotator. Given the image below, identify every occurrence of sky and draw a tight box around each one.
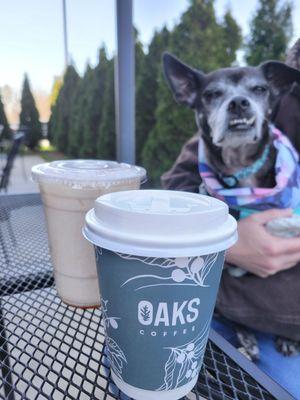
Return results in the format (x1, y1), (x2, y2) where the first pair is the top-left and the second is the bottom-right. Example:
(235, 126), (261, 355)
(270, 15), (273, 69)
(0, 0), (300, 95)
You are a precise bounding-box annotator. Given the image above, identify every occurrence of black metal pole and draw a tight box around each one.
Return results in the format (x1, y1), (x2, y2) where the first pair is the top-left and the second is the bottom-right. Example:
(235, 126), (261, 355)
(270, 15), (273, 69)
(62, 0), (69, 68)
(115, 0), (135, 164)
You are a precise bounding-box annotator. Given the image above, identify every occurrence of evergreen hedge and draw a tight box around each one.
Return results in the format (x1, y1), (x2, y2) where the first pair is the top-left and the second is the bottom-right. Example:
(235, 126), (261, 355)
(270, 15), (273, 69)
(48, 0), (292, 185)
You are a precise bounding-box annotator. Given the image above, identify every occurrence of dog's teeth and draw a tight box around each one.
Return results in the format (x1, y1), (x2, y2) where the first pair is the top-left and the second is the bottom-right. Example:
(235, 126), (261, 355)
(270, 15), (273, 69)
(229, 116), (256, 127)
(230, 118), (245, 126)
(230, 119), (243, 126)
(246, 116), (256, 125)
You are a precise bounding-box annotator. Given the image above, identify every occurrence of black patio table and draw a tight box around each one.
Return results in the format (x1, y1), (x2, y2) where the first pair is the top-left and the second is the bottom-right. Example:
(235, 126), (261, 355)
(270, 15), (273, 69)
(0, 193), (294, 400)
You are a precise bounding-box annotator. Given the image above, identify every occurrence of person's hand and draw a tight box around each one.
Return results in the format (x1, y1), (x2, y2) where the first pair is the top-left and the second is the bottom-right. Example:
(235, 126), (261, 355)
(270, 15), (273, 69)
(225, 208), (300, 278)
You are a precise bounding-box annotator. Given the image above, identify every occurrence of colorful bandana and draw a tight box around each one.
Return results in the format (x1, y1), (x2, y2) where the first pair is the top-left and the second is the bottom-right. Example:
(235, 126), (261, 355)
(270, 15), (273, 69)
(198, 126), (300, 214)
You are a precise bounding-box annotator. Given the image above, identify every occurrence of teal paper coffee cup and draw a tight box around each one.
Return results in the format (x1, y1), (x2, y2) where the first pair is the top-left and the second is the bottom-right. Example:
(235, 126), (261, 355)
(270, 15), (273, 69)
(84, 190), (237, 400)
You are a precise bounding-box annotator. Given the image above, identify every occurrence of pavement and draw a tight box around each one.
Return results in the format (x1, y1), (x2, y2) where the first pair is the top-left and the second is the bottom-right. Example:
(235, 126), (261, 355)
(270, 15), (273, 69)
(1, 154), (45, 194)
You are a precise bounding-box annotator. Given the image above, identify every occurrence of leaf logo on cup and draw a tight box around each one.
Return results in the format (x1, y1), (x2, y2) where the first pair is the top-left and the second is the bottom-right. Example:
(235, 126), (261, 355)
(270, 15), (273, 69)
(117, 253), (218, 290)
(138, 301), (153, 325)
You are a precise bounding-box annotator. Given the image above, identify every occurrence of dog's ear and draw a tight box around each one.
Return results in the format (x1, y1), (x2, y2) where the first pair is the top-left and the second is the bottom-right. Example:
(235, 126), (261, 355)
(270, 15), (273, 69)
(163, 53), (204, 108)
(260, 61), (300, 91)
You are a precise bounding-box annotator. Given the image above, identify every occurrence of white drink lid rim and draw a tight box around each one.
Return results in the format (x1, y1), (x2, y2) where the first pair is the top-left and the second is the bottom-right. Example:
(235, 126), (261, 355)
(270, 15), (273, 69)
(31, 159), (147, 188)
(83, 190), (237, 257)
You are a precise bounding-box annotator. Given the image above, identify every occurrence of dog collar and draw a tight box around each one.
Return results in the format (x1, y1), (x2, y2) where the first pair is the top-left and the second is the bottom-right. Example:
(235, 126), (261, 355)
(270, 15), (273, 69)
(220, 144), (271, 188)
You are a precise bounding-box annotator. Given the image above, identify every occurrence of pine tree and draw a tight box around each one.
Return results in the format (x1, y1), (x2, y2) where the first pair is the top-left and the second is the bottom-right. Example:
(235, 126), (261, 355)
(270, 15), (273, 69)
(220, 11), (242, 67)
(68, 65), (93, 157)
(19, 75), (42, 149)
(48, 77), (63, 143)
(142, 0), (242, 184)
(50, 77), (63, 107)
(97, 34), (145, 161)
(245, 0), (293, 65)
(50, 65), (80, 153)
(136, 26), (170, 163)
(135, 30), (146, 82)
(0, 93), (10, 140)
(81, 47), (110, 158)
(97, 58), (116, 160)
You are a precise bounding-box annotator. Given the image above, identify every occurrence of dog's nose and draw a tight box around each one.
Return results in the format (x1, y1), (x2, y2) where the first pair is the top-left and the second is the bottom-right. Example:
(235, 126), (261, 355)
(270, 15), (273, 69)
(228, 96), (250, 113)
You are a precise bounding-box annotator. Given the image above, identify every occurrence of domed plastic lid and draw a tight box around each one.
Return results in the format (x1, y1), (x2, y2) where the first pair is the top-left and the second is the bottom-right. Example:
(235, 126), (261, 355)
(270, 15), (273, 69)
(84, 190), (237, 257)
(32, 160), (146, 189)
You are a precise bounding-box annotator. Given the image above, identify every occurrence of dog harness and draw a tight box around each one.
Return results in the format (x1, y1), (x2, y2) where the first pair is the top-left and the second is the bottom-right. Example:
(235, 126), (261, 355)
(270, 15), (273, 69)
(198, 126), (300, 218)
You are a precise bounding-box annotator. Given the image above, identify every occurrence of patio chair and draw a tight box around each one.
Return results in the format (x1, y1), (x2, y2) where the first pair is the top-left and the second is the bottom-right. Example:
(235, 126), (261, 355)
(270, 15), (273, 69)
(0, 132), (25, 193)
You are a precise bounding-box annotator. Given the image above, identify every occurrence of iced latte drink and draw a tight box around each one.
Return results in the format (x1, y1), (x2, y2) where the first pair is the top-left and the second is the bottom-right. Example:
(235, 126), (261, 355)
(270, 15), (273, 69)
(32, 160), (146, 308)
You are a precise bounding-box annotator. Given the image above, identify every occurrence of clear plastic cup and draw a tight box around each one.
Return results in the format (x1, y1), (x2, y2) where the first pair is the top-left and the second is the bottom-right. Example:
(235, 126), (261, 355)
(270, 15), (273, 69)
(32, 160), (146, 308)
(84, 190), (237, 399)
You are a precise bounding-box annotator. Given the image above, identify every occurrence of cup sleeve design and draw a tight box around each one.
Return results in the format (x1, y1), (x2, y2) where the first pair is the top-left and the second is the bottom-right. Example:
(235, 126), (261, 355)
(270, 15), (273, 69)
(156, 320), (210, 391)
(105, 336), (127, 381)
(116, 253), (218, 291)
(101, 299), (121, 330)
(95, 246), (103, 260)
(101, 298), (127, 380)
(94, 246), (224, 390)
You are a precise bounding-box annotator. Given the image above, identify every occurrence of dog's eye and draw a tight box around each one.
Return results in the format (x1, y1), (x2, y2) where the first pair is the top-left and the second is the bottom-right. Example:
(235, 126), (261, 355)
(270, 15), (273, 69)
(203, 90), (223, 101)
(252, 86), (267, 94)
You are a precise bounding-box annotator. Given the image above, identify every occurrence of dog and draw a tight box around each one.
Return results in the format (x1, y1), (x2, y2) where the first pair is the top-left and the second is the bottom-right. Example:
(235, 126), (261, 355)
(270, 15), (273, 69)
(162, 52), (300, 360)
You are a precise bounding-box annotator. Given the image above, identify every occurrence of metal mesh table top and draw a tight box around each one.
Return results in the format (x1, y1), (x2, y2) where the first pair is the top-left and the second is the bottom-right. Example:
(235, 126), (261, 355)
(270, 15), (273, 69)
(0, 193), (293, 400)
(0, 193), (53, 297)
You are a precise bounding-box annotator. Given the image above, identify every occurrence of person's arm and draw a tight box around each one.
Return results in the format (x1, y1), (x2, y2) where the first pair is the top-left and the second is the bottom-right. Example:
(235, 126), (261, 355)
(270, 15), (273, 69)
(226, 208), (300, 278)
(161, 136), (300, 278)
(161, 135), (201, 193)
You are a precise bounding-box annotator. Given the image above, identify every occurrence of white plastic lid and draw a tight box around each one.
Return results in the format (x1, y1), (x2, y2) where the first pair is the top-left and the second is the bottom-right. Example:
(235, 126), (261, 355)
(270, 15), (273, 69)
(83, 190), (237, 257)
(31, 160), (146, 189)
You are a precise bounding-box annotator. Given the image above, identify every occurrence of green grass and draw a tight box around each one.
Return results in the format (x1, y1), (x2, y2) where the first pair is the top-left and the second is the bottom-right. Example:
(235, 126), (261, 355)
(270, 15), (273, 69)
(37, 150), (67, 162)
(39, 143), (56, 152)
(15, 141), (67, 162)
(35, 140), (68, 162)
